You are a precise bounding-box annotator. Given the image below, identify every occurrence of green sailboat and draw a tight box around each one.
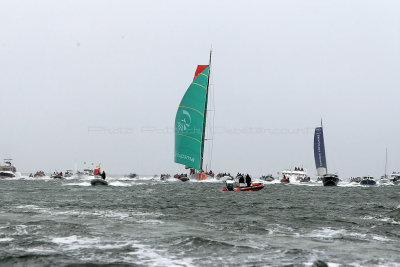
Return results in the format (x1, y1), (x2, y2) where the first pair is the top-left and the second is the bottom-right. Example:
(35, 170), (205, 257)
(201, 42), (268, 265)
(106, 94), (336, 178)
(174, 52), (212, 180)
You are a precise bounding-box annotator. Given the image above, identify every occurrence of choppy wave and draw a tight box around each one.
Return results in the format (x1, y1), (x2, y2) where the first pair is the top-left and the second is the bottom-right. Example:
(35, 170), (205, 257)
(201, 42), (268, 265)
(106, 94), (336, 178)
(2, 176), (400, 266)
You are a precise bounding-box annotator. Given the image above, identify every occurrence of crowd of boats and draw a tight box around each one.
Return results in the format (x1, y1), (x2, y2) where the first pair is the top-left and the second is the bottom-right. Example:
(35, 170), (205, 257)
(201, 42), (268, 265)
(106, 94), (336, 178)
(1, 158), (399, 188)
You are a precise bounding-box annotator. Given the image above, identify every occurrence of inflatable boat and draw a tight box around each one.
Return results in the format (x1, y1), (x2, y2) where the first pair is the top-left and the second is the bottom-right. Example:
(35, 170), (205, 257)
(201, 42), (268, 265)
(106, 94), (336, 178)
(90, 178), (108, 186)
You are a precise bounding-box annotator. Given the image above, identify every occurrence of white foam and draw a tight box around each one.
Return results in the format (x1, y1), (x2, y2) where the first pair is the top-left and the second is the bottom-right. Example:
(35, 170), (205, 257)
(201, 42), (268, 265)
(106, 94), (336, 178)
(51, 235), (100, 250)
(13, 225), (28, 235)
(362, 215), (400, 225)
(0, 238), (13, 242)
(135, 219), (164, 224)
(127, 243), (194, 267)
(265, 224), (295, 235)
(109, 181), (132, 187)
(308, 227), (392, 242)
(308, 228), (367, 239)
(189, 178), (221, 183)
(25, 247), (57, 254)
(63, 182), (91, 186)
(371, 235), (391, 241)
(16, 204), (41, 210)
(49, 236), (191, 266)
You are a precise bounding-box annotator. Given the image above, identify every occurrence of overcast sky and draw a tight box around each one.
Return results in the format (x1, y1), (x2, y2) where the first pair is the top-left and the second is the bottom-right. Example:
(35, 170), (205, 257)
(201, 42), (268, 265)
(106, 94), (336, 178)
(1, 0), (399, 177)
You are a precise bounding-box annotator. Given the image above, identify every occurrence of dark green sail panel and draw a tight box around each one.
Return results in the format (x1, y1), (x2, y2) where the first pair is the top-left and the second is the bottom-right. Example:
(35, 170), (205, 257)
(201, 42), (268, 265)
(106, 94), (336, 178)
(175, 66), (209, 171)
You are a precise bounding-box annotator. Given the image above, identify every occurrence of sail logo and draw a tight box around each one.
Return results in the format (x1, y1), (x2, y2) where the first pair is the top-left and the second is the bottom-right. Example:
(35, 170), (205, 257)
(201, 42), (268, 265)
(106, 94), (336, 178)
(176, 152), (195, 163)
(316, 134), (323, 167)
(177, 109), (192, 132)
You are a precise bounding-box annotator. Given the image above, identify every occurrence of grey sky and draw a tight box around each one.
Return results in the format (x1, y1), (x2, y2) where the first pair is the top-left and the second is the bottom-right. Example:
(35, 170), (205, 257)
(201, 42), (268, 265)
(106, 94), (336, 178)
(1, 0), (399, 177)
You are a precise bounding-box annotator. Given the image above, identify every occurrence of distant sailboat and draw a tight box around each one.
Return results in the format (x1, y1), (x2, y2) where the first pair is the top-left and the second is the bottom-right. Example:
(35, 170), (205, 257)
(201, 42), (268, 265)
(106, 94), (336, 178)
(380, 148), (389, 184)
(314, 121), (339, 186)
(175, 52), (212, 180)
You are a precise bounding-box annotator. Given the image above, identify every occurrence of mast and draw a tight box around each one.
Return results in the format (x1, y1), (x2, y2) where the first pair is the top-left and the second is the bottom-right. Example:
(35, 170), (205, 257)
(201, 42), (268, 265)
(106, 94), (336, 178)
(200, 50), (212, 171)
(385, 148), (388, 178)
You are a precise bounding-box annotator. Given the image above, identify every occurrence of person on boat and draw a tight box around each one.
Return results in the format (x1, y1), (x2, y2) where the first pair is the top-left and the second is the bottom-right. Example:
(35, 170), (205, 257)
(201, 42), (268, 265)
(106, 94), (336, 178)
(101, 171), (106, 180)
(238, 175), (245, 186)
(246, 174), (251, 187)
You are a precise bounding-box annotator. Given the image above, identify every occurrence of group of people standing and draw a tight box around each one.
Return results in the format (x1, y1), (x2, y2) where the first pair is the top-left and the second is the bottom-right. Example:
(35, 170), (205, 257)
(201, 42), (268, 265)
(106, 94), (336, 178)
(237, 173), (252, 187)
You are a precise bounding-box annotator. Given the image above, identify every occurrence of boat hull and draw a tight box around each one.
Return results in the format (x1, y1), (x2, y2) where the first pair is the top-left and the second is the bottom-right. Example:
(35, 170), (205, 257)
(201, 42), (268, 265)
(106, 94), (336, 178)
(360, 180), (376, 185)
(300, 177), (311, 183)
(222, 183), (264, 191)
(90, 179), (108, 186)
(192, 172), (208, 181)
(322, 176), (339, 186)
(0, 171), (16, 178)
(260, 176), (274, 182)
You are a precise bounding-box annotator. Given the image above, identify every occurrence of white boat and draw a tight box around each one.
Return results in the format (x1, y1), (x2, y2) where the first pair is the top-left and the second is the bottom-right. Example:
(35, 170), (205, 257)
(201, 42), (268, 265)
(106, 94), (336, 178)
(380, 175), (390, 184)
(390, 172), (400, 185)
(281, 167), (310, 182)
(380, 149), (390, 184)
(360, 176), (376, 185)
(64, 170), (74, 178)
(76, 168), (94, 177)
(0, 159), (17, 178)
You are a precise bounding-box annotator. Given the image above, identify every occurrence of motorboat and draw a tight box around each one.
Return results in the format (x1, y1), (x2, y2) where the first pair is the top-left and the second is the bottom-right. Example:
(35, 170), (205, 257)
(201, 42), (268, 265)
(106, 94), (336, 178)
(33, 171), (45, 177)
(91, 178), (108, 186)
(174, 173), (189, 182)
(51, 172), (63, 179)
(222, 179), (264, 191)
(160, 174), (171, 180)
(83, 169), (94, 176)
(350, 177), (362, 183)
(280, 175), (290, 183)
(300, 176), (311, 183)
(379, 175), (390, 184)
(322, 174), (339, 186)
(64, 170), (74, 178)
(390, 172), (400, 185)
(76, 168), (94, 178)
(0, 159), (17, 178)
(360, 176), (376, 185)
(260, 175), (274, 182)
(281, 168), (309, 182)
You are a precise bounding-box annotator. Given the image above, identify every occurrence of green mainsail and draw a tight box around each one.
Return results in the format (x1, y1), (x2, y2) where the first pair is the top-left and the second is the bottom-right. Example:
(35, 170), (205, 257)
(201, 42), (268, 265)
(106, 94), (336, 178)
(174, 66), (210, 171)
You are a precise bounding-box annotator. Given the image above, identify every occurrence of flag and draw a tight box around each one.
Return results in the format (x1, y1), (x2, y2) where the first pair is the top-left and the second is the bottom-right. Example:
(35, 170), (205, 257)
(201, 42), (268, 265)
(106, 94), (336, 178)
(94, 163), (101, 175)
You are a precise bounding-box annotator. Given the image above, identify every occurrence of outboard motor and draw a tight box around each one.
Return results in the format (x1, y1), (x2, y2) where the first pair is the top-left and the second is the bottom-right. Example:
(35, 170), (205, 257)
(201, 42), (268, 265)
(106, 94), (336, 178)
(226, 179), (235, 191)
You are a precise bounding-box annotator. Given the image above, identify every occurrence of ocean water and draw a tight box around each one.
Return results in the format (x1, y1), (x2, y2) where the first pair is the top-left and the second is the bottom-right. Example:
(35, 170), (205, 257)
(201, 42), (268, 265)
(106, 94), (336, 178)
(0, 176), (400, 266)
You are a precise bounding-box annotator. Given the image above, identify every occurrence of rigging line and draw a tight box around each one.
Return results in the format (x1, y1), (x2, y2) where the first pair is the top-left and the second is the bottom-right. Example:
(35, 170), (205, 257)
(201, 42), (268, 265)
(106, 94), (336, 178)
(209, 73), (216, 171)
